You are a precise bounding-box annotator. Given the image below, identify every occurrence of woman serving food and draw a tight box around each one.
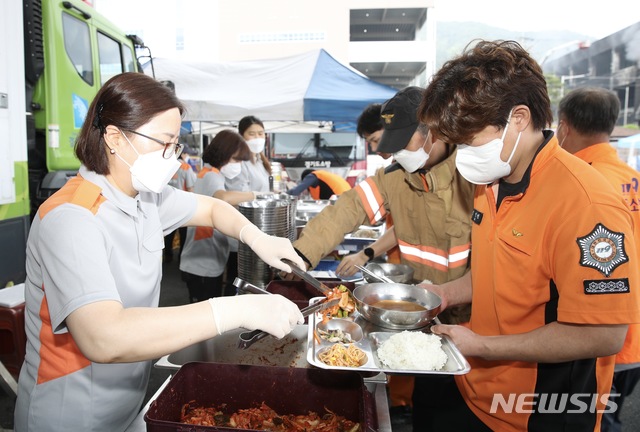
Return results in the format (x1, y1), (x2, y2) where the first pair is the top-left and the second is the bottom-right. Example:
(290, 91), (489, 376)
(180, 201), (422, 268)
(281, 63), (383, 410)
(14, 72), (305, 432)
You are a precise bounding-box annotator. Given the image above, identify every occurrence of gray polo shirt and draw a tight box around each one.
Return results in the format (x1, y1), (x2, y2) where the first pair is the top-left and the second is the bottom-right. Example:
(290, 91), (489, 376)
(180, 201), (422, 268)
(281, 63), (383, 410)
(180, 166), (230, 277)
(224, 156), (269, 252)
(15, 166), (197, 432)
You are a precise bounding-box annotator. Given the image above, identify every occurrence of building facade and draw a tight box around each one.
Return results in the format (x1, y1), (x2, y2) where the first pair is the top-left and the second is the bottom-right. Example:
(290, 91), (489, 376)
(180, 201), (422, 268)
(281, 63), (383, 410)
(543, 22), (640, 126)
(95, 0), (435, 90)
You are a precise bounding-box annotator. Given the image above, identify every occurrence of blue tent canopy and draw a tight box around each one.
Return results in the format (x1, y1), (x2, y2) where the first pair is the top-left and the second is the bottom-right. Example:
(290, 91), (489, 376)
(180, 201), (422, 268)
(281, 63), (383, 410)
(303, 50), (398, 122)
(144, 49), (398, 124)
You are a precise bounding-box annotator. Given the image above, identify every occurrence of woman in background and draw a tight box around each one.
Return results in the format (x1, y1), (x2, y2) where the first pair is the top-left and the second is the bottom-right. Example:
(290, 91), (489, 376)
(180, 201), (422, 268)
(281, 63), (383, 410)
(224, 115), (272, 293)
(180, 130), (262, 301)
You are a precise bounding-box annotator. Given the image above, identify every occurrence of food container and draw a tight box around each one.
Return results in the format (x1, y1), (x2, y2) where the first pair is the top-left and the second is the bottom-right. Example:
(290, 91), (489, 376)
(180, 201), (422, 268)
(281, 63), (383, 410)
(154, 281), (358, 371)
(307, 299), (470, 376)
(316, 318), (364, 344)
(353, 283), (441, 330)
(144, 362), (378, 432)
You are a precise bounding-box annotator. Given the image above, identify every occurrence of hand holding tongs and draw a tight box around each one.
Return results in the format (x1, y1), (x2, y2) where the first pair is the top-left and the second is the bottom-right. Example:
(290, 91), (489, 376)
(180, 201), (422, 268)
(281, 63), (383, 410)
(237, 297), (340, 349)
(233, 277), (340, 349)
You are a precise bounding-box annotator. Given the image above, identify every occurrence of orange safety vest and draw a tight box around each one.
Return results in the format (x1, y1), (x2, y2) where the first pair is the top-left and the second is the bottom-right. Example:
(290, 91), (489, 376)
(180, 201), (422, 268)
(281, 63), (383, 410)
(308, 171), (351, 200)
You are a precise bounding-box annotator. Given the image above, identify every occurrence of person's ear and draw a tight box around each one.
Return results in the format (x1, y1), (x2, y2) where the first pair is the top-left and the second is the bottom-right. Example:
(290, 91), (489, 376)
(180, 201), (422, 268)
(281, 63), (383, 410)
(104, 125), (124, 153)
(512, 105), (531, 132)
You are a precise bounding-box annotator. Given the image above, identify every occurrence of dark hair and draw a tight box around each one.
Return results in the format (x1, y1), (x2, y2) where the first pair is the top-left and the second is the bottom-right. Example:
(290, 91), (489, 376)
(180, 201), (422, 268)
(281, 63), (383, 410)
(76, 72), (185, 174)
(301, 169), (314, 180)
(357, 103), (383, 138)
(203, 130), (251, 168)
(237, 115), (271, 174)
(419, 40), (553, 144)
(238, 115), (264, 135)
(558, 87), (619, 136)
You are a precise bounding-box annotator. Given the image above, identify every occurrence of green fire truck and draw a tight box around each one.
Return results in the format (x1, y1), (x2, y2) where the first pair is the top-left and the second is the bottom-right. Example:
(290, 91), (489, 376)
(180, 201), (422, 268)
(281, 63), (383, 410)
(0, 0), (148, 287)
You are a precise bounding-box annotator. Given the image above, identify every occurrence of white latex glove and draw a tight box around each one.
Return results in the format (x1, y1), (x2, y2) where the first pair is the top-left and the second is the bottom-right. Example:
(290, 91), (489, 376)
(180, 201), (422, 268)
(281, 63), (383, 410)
(239, 224), (305, 272)
(208, 294), (303, 338)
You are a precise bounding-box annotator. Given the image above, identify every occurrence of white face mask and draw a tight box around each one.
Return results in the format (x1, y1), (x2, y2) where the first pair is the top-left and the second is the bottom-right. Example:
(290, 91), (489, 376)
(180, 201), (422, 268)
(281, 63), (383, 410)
(455, 110), (522, 185)
(220, 161), (243, 179)
(117, 131), (181, 193)
(246, 137), (266, 153)
(393, 134), (434, 173)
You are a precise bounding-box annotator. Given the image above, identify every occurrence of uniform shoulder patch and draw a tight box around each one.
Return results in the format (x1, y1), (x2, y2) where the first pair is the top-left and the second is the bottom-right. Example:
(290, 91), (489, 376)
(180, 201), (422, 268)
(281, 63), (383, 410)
(583, 278), (630, 294)
(576, 223), (628, 277)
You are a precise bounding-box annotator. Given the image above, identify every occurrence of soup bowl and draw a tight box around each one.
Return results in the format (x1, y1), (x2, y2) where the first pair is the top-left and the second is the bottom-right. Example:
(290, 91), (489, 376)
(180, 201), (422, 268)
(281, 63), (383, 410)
(352, 283), (441, 330)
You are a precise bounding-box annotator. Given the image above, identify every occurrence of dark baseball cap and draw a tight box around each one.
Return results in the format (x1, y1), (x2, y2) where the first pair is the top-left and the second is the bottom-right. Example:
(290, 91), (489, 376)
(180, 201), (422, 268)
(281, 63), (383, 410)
(377, 86), (424, 154)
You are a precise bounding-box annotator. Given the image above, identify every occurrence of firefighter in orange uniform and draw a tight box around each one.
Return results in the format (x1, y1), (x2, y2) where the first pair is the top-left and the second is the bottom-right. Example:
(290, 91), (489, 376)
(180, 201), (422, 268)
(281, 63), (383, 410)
(418, 40), (640, 432)
(557, 86), (640, 432)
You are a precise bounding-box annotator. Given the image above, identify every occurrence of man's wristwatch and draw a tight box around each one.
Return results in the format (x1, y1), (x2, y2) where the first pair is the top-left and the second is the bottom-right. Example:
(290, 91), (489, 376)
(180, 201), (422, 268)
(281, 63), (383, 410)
(363, 247), (375, 262)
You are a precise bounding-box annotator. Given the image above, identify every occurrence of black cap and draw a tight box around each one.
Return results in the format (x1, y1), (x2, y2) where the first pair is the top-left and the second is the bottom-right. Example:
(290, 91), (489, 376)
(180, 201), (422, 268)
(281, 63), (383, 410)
(377, 86), (424, 154)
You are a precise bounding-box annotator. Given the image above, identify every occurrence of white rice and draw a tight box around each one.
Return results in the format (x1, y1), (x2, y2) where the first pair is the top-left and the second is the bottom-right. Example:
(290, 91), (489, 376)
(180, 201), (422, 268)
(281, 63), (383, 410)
(377, 331), (448, 371)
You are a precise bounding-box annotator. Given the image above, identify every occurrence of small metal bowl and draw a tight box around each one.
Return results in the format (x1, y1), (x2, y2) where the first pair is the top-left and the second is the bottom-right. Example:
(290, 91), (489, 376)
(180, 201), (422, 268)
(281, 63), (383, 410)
(353, 283), (441, 330)
(363, 263), (415, 284)
(316, 319), (364, 344)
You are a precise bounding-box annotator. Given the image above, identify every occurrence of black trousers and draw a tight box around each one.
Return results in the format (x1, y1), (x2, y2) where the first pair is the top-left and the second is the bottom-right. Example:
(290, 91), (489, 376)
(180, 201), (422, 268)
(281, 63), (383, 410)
(181, 272), (225, 303)
(412, 375), (492, 431)
(164, 227), (187, 259)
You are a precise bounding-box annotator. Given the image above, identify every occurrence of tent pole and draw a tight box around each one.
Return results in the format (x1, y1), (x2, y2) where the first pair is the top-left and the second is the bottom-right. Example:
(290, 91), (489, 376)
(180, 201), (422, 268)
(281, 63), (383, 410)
(199, 121), (203, 171)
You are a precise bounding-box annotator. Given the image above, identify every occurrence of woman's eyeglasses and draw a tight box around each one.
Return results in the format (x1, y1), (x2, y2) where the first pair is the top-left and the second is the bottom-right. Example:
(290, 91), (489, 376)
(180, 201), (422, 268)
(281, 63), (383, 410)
(125, 130), (184, 159)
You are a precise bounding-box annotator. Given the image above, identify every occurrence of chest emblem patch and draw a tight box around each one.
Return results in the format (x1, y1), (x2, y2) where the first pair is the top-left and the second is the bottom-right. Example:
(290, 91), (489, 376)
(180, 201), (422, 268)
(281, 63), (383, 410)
(577, 223), (628, 277)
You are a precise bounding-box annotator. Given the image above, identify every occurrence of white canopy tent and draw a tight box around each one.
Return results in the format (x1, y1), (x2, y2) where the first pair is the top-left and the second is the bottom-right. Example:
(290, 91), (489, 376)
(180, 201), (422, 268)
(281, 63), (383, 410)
(143, 49), (398, 125)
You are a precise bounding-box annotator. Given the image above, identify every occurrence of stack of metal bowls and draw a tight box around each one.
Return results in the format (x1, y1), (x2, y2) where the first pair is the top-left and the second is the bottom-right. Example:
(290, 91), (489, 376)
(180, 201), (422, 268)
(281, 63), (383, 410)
(295, 199), (332, 238)
(238, 194), (297, 287)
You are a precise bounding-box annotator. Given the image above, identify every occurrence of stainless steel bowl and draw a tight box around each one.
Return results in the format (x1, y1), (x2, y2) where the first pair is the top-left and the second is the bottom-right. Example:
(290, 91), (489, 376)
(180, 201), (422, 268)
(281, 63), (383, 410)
(363, 263), (415, 284)
(353, 283), (441, 330)
(316, 319), (364, 343)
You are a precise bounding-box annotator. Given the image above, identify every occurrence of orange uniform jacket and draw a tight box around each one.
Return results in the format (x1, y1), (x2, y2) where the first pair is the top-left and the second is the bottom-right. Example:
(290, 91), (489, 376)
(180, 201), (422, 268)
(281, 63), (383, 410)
(456, 134), (640, 431)
(574, 143), (640, 366)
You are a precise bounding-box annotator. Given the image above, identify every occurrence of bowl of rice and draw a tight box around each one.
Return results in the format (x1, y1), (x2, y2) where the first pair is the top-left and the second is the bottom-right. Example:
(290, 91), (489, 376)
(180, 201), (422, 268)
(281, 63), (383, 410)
(377, 331), (448, 371)
(353, 283), (441, 330)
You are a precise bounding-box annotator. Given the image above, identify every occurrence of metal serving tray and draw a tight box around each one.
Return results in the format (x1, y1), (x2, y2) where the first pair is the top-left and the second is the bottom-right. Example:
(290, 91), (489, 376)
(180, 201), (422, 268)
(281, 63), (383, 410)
(306, 298), (471, 375)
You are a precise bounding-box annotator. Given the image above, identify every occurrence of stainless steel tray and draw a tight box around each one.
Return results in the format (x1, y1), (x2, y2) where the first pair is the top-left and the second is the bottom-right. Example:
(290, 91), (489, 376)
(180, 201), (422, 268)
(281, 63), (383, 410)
(306, 298), (470, 375)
